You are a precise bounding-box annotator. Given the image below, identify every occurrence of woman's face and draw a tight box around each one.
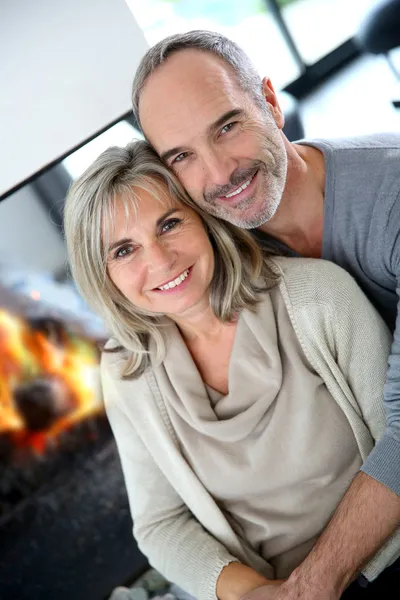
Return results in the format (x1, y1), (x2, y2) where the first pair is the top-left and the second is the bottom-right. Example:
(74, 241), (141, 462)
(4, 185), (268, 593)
(106, 182), (215, 320)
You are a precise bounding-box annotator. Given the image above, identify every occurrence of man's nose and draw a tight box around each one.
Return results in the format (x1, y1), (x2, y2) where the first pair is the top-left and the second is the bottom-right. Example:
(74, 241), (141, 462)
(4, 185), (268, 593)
(201, 148), (236, 186)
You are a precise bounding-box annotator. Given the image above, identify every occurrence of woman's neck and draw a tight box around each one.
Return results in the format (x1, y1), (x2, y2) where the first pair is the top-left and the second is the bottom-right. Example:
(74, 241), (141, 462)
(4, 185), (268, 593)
(171, 303), (233, 344)
(171, 303), (238, 396)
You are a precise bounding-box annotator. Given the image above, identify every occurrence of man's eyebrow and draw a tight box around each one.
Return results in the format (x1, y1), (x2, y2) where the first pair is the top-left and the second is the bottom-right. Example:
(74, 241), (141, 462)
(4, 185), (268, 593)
(160, 146), (187, 163)
(207, 108), (244, 135)
(159, 108), (244, 163)
(107, 209), (179, 254)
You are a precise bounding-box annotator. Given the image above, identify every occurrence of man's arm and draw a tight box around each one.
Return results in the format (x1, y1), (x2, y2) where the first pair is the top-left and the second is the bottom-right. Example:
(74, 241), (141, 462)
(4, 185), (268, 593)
(360, 275), (400, 494)
(279, 472), (400, 599)
(356, 189), (400, 498)
(244, 473), (400, 600)
(242, 474), (400, 600)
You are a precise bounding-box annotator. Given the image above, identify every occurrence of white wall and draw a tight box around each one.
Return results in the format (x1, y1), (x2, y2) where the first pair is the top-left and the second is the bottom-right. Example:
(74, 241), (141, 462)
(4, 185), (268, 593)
(0, 0), (149, 197)
(0, 186), (67, 274)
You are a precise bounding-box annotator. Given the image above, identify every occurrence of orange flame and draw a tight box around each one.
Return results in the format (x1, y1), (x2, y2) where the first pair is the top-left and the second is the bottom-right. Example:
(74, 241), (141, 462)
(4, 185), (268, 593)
(0, 308), (102, 454)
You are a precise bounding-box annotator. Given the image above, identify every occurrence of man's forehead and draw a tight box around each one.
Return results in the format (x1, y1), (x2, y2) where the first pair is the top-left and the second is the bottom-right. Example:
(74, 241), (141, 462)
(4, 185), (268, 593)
(141, 49), (239, 99)
(139, 50), (244, 150)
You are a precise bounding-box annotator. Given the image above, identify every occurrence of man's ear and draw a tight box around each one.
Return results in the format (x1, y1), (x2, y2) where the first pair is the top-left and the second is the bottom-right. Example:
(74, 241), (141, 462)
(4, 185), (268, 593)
(261, 77), (285, 130)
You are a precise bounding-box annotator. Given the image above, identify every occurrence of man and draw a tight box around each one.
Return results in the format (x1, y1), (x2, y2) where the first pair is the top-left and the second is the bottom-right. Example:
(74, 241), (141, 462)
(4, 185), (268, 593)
(131, 31), (400, 599)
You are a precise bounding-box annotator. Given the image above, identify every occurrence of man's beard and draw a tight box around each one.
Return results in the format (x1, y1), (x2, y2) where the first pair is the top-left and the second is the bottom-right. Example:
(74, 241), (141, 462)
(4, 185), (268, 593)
(202, 137), (288, 229)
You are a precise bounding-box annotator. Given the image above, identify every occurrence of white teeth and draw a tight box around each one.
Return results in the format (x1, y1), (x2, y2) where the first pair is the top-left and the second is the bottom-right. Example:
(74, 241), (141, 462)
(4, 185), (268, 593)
(225, 175), (254, 198)
(157, 269), (189, 291)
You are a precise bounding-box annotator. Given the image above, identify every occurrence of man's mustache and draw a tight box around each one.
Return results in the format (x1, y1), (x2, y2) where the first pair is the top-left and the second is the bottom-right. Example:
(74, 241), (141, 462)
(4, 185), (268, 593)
(204, 161), (266, 203)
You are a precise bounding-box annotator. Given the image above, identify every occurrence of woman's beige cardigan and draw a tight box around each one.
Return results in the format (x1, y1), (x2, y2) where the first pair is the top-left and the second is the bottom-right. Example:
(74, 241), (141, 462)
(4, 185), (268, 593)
(101, 258), (400, 600)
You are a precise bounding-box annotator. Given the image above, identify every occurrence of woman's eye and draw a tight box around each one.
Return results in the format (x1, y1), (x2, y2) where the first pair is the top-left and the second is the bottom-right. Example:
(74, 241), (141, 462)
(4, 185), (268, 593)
(114, 245), (134, 259)
(161, 218), (181, 234)
(220, 122), (236, 135)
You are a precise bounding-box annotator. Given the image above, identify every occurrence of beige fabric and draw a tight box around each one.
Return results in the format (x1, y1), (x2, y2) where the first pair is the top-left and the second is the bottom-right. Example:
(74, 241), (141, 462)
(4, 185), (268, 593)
(102, 258), (400, 600)
(161, 286), (362, 578)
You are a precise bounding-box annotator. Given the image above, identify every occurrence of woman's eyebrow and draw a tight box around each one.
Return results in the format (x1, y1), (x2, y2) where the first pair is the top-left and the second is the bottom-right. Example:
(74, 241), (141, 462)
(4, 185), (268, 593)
(108, 237), (131, 254)
(156, 208), (179, 226)
(107, 208), (180, 253)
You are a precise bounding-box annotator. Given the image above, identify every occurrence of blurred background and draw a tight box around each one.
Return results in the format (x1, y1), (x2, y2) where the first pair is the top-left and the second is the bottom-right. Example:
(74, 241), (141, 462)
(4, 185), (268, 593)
(0, 1), (399, 599)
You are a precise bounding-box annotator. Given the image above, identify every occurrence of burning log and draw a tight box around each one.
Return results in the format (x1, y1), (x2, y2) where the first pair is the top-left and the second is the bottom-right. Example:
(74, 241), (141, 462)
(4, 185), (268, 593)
(14, 375), (75, 432)
(0, 302), (102, 455)
(29, 318), (67, 347)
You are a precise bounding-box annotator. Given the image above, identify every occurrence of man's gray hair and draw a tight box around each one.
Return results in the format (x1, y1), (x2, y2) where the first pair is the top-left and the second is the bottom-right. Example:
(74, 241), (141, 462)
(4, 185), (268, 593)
(132, 30), (265, 130)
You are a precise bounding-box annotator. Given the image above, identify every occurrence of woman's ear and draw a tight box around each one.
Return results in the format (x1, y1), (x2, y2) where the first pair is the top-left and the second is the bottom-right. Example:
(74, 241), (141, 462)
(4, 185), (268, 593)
(261, 77), (285, 130)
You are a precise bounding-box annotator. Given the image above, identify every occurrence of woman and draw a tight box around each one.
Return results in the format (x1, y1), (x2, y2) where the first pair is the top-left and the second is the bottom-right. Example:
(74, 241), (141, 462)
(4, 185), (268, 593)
(64, 141), (398, 600)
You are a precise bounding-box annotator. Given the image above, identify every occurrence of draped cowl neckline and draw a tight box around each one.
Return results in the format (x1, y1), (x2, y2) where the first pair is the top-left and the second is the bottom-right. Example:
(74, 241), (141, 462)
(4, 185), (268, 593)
(154, 295), (283, 443)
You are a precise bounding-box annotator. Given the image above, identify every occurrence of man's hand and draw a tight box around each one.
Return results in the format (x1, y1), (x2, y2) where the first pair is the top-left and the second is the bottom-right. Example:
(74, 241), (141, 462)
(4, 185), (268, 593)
(242, 471), (400, 600)
(273, 472), (400, 600)
(241, 578), (338, 600)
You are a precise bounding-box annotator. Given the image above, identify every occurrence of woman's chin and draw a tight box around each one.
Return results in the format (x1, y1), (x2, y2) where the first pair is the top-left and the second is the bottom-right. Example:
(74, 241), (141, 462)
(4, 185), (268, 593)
(164, 294), (211, 322)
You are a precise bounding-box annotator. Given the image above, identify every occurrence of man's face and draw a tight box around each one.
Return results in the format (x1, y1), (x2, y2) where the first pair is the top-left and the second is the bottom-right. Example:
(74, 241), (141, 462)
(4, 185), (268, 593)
(139, 50), (288, 229)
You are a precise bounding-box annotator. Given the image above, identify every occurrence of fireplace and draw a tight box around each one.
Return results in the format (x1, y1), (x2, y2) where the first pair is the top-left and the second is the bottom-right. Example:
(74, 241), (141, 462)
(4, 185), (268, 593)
(0, 286), (148, 600)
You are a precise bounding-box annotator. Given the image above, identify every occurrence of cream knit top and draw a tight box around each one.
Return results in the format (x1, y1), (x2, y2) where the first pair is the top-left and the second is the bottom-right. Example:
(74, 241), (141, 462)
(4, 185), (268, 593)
(161, 285), (362, 579)
(101, 258), (400, 600)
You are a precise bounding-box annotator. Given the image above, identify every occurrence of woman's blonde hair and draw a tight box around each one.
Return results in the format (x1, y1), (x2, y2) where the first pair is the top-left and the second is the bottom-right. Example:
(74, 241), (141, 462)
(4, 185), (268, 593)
(64, 140), (278, 378)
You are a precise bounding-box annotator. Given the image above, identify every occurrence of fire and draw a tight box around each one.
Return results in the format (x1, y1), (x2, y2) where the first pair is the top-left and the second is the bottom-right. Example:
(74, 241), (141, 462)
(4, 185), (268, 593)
(0, 308), (102, 454)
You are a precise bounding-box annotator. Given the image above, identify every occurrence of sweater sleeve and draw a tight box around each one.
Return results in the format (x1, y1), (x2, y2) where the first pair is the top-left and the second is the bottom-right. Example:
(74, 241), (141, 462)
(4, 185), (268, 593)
(358, 299), (400, 494)
(320, 265), (391, 445)
(362, 190), (400, 495)
(101, 362), (238, 600)
(279, 259), (391, 444)
(280, 258), (400, 581)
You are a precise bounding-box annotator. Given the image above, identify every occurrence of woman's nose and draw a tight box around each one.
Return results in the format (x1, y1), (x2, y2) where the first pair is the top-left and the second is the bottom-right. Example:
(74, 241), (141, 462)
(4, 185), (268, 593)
(146, 241), (176, 273)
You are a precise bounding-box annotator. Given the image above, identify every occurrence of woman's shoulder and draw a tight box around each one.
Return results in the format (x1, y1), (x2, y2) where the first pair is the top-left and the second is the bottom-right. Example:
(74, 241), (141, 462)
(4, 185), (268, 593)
(270, 256), (359, 308)
(100, 339), (150, 398)
(271, 255), (351, 281)
(101, 338), (125, 376)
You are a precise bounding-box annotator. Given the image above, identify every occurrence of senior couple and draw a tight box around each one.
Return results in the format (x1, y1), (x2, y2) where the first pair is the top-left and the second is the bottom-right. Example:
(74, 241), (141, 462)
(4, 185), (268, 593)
(65, 31), (400, 600)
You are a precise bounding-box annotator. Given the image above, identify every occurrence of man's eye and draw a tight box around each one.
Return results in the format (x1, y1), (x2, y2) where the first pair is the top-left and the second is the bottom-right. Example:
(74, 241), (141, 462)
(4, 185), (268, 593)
(172, 152), (188, 164)
(161, 218), (181, 234)
(220, 122), (236, 135)
(114, 245), (134, 259)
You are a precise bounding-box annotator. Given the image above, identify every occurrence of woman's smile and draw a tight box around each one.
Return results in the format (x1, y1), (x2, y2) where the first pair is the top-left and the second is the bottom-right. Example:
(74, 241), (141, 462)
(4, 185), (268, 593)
(152, 265), (193, 293)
